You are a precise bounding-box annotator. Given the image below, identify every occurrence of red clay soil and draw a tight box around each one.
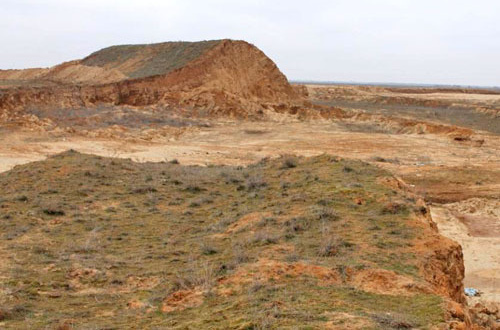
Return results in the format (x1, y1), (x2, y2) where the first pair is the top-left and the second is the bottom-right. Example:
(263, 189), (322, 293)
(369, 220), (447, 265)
(0, 40), (302, 119)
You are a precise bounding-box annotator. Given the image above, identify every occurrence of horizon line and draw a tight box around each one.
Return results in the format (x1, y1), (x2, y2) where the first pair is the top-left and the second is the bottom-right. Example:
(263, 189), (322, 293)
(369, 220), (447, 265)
(289, 80), (500, 90)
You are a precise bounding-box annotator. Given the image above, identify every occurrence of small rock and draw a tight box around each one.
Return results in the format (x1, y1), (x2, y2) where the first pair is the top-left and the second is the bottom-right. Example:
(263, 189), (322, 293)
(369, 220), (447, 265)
(48, 292), (62, 298)
(56, 319), (75, 330)
(353, 197), (364, 205)
(448, 321), (466, 330)
(448, 301), (465, 320)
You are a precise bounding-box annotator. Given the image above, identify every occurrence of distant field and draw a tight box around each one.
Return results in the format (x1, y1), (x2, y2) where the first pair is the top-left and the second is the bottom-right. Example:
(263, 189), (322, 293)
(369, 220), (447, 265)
(315, 99), (500, 135)
(306, 84), (500, 135)
(292, 81), (500, 94)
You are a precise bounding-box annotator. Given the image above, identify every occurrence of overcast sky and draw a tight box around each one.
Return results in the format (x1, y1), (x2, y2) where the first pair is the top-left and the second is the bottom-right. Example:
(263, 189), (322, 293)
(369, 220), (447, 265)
(1, 0), (499, 86)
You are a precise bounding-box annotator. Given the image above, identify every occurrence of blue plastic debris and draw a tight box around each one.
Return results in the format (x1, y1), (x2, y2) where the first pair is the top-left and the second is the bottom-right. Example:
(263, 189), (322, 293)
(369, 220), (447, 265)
(464, 288), (479, 297)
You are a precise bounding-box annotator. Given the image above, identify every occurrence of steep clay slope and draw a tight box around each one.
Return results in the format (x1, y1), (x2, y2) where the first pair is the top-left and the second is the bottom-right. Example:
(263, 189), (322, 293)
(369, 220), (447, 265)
(0, 40), (301, 118)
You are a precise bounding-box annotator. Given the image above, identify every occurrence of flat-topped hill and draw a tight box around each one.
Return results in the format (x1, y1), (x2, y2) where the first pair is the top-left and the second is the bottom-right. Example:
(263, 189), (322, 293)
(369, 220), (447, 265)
(0, 40), (225, 85)
(81, 40), (221, 79)
(0, 40), (301, 117)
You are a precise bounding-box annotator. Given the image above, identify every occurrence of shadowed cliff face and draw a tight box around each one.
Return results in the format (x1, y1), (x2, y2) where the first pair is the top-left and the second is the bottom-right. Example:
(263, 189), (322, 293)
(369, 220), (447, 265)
(0, 40), (301, 118)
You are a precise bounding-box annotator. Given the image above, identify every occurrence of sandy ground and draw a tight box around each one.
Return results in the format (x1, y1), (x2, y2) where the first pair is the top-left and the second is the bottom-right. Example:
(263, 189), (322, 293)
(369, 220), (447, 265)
(1, 121), (499, 303)
(2, 121), (499, 169)
(306, 84), (500, 103)
(431, 202), (500, 304)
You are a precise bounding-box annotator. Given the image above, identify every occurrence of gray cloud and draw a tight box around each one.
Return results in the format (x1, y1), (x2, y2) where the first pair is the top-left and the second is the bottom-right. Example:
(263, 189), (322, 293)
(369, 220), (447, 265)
(1, 0), (499, 86)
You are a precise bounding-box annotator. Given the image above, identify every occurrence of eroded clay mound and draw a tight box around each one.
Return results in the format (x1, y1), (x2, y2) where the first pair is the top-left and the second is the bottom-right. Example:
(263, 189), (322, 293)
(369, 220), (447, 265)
(0, 40), (301, 118)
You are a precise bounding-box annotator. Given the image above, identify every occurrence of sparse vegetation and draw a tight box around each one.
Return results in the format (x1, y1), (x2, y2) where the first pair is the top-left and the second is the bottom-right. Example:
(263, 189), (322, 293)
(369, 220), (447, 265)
(311, 205), (340, 221)
(243, 129), (269, 135)
(82, 40), (221, 79)
(251, 230), (280, 245)
(318, 235), (341, 257)
(282, 156), (298, 169)
(371, 156), (401, 164)
(1, 36), (496, 330)
(42, 207), (65, 216)
(200, 242), (218, 255)
(246, 174), (267, 190)
(381, 202), (409, 215)
(0, 151), (446, 328)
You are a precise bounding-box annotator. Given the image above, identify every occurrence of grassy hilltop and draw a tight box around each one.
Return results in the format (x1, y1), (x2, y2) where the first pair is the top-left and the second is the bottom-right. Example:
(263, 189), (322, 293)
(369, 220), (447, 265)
(0, 151), (447, 329)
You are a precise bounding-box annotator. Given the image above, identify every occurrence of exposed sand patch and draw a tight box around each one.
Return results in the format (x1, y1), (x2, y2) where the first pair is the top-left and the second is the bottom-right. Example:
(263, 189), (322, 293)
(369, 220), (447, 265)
(431, 202), (500, 304)
(224, 212), (272, 235)
(351, 269), (432, 296)
(1, 122), (499, 172)
(218, 258), (340, 293)
(161, 289), (204, 313)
